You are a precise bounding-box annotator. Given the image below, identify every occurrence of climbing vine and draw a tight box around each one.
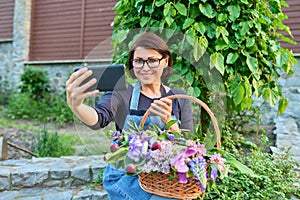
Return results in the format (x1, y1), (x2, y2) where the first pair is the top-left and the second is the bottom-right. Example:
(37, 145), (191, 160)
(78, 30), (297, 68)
(111, 0), (297, 116)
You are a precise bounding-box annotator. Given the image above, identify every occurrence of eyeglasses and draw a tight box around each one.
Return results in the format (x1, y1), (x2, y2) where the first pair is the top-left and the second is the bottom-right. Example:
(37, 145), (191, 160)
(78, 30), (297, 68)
(132, 57), (165, 69)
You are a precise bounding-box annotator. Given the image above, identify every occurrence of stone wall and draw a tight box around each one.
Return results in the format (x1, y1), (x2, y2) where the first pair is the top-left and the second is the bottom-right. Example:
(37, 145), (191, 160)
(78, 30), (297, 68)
(275, 63), (300, 162)
(1, 0), (300, 161)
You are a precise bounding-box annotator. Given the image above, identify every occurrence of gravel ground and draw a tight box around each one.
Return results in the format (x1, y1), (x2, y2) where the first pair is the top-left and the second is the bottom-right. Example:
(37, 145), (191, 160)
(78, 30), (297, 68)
(0, 127), (37, 160)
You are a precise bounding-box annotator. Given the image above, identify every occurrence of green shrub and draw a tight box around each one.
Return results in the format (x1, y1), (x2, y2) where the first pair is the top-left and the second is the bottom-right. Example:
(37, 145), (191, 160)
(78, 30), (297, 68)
(20, 66), (50, 101)
(4, 65), (74, 125)
(34, 128), (75, 157)
(204, 148), (299, 199)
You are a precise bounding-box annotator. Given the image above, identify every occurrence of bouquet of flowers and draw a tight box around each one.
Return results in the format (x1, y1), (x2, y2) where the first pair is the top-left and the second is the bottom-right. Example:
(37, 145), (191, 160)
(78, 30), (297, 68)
(106, 95), (257, 199)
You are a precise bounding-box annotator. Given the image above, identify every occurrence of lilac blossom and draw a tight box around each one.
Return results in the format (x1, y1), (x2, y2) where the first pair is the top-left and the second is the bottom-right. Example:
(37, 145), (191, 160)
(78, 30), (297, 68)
(128, 135), (147, 162)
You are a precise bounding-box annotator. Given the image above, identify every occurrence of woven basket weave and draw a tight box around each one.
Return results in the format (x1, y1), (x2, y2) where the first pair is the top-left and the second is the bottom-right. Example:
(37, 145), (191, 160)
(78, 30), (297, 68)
(138, 94), (221, 199)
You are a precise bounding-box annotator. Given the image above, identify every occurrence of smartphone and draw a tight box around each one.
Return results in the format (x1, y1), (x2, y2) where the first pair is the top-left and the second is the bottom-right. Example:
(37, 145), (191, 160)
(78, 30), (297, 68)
(75, 64), (127, 92)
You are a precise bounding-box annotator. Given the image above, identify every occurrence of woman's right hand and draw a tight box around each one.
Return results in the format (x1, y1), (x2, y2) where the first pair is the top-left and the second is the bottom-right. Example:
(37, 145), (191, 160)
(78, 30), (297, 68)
(65, 67), (100, 111)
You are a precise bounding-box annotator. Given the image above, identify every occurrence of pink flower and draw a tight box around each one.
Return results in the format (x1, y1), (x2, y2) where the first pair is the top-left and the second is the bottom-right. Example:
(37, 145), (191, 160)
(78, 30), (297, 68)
(209, 153), (226, 164)
(209, 153), (227, 172)
(171, 152), (189, 173)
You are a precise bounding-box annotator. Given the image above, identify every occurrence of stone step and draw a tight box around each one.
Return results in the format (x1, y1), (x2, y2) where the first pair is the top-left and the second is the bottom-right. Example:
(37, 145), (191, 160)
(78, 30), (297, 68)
(0, 187), (108, 200)
(0, 156), (106, 191)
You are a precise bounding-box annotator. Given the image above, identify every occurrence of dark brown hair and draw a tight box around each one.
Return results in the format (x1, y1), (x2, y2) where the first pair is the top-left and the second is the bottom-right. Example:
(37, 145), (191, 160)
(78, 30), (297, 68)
(127, 32), (173, 78)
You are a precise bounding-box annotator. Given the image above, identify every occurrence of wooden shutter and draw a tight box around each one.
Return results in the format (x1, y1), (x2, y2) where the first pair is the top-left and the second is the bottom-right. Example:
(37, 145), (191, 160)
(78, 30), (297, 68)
(281, 0), (300, 54)
(29, 0), (116, 61)
(0, 0), (15, 40)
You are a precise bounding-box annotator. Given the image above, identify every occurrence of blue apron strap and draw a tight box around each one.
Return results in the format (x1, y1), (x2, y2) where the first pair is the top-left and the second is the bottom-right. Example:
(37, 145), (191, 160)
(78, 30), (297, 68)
(129, 82), (141, 110)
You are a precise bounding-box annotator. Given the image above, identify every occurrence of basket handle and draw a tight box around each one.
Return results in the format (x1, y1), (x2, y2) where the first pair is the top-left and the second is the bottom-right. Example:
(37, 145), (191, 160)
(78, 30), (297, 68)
(140, 94), (221, 150)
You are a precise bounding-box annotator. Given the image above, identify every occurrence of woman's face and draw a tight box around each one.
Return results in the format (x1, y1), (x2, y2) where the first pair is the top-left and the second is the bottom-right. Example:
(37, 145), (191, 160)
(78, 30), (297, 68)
(133, 47), (168, 85)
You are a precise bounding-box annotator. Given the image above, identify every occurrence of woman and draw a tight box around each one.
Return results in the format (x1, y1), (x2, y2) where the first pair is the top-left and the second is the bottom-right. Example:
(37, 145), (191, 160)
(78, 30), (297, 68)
(66, 32), (193, 200)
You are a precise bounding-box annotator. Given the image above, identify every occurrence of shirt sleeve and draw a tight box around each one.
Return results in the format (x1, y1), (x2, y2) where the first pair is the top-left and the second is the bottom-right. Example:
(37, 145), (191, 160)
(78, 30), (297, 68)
(86, 87), (132, 131)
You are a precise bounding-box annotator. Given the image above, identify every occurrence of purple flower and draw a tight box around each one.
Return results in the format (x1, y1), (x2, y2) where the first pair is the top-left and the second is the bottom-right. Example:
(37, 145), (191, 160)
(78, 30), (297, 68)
(188, 157), (207, 190)
(167, 133), (175, 141)
(211, 169), (218, 180)
(178, 172), (188, 183)
(171, 151), (189, 173)
(128, 135), (144, 162)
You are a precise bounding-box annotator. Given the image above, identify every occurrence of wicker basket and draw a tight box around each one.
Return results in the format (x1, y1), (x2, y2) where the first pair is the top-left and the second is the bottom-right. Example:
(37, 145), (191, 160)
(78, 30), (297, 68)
(138, 94), (221, 199)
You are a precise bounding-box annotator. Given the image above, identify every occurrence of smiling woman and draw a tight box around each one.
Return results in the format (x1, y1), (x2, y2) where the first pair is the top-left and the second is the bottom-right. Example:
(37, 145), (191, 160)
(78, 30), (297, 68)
(66, 32), (194, 199)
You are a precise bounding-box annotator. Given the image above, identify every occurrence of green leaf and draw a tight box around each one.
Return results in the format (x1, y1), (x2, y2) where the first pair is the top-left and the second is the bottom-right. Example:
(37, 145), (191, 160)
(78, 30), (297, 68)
(241, 0), (249, 4)
(269, 0), (281, 14)
(106, 147), (129, 164)
(222, 152), (260, 178)
(166, 119), (180, 130)
(232, 84), (245, 106)
(174, 2), (187, 16)
(210, 52), (225, 75)
(163, 3), (171, 17)
(140, 17), (148, 27)
(155, 0), (166, 7)
(252, 79), (259, 97)
(246, 56), (260, 80)
(199, 3), (216, 18)
(186, 29), (196, 46)
(183, 18), (195, 29)
(276, 50), (289, 67)
(227, 5), (240, 22)
(193, 87), (201, 97)
(217, 13), (227, 22)
(186, 71), (194, 85)
(194, 22), (206, 35)
(246, 37), (255, 47)
(168, 74), (181, 83)
(226, 52), (239, 64)
(165, 16), (174, 26)
(239, 21), (251, 37)
(277, 97), (289, 116)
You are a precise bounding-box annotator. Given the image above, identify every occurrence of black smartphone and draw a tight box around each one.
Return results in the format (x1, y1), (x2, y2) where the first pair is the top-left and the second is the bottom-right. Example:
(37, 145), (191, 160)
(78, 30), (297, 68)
(75, 64), (127, 92)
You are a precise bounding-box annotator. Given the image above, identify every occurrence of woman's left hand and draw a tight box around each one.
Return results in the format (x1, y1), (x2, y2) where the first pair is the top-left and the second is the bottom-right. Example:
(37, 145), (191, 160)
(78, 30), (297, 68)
(149, 98), (172, 124)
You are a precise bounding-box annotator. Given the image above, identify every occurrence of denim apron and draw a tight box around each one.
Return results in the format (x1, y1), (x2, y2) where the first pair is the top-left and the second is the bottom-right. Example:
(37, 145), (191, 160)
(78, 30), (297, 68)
(103, 82), (178, 200)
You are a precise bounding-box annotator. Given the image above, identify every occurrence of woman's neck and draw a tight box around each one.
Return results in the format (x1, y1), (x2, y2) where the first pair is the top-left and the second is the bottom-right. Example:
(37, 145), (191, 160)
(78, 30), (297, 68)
(140, 83), (162, 98)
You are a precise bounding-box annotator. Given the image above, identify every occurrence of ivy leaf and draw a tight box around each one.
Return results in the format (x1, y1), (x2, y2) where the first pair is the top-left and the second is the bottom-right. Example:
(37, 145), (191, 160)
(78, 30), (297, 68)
(239, 21), (251, 37)
(227, 5), (240, 22)
(210, 52), (225, 75)
(163, 3), (171, 17)
(277, 97), (289, 116)
(194, 22), (206, 35)
(246, 56), (260, 80)
(193, 87), (201, 97)
(165, 16), (174, 26)
(252, 79), (259, 97)
(276, 50), (289, 67)
(140, 17), (148, 27)
(217, 13), (227, 22)
(226, 52), (239, 64)
(246, 37), (255, 47)
(155, 0), (166, 7)
(168, 74), (181, 83)
(269, 0), (281, 14)
(232, 84), (245, 106)
(199, 3), (216, 18)
(183, 18), (195, 29)
(185, 71), (194, 85)
(186, 29), (195, 46)
(174, 2), (187, 16)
